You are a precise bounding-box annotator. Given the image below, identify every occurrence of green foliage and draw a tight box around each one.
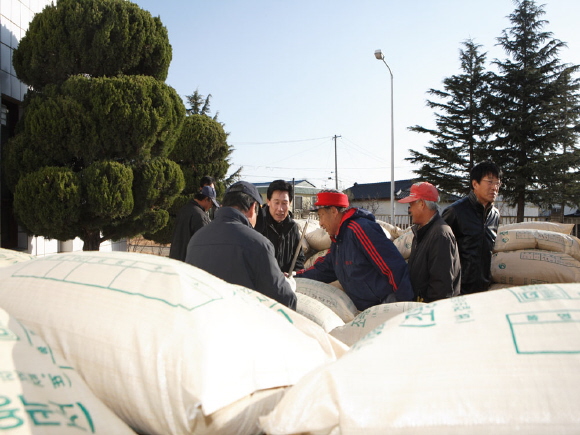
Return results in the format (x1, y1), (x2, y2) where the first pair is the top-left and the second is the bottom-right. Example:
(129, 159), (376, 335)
(408, 0), (580, 218)
(145, 114), (232, 244)
(170, 114), (231, 193)
(13, 0), (171, 90)
(490, 0), (580, 218)
(81, 161), (134, 221)
(4, 0), (187, 250)
(5, 75), (185, 195)
(407, 40), (494, 196)
(131, 157), (185, 215)
(14, 167), (81, 241)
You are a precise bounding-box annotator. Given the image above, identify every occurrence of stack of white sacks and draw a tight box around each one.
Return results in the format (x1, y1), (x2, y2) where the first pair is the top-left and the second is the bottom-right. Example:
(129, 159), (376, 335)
(1, 219), (579, 434)
(491, 221), (580, 289)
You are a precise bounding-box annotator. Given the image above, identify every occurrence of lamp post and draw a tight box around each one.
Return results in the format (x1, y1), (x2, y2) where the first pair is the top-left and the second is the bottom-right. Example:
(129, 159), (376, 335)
(374, 49), (395, 225)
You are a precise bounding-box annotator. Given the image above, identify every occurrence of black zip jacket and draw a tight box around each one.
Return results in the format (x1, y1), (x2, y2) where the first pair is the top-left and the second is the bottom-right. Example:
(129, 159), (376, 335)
(169, 200), (210, 262)
(408, 211), (461, 302)
(442, 191), (500, 294)
(254, 206), (305, 273)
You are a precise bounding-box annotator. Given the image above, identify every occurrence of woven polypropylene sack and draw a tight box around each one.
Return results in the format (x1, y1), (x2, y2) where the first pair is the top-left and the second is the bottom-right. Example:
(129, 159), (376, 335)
(260, 284), (580, 434)
(0, 248), (35, 268)
(304, 227), (332, 252)
(498, 221), (575, 235)
(494, 229), (580, 262)
(492, 249), (580, 285)
(295, 278), (359, 322)
(0, 307), (135, 435)
(296, 293), (345, 333)
(304, 249), (328, 269)
(0, 251), (341, 435)
(330, 301), (424, 346)
(376, 220), (402, 239)
(393, 228), (414, 260)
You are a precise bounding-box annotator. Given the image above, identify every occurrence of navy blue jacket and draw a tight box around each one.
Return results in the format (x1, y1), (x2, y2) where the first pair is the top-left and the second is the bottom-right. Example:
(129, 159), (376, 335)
(296, 208), (413, 311)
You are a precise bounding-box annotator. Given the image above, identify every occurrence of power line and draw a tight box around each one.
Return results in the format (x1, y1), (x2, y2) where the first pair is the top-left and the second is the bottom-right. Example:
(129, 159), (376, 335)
(231, 136), (330, 146)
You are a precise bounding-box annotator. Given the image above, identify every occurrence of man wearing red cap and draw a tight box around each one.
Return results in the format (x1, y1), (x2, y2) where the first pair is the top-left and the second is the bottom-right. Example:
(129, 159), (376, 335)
(398, 182), (461, 302)
(296, 189), (413, 311)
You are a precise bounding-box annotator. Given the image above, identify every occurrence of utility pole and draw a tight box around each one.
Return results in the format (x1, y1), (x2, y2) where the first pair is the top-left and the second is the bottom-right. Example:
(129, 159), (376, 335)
(333, 134), (341, 190)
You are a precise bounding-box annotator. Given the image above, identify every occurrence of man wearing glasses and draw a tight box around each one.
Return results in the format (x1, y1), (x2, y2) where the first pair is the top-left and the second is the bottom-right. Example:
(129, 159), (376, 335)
(442, 161), (502, 294)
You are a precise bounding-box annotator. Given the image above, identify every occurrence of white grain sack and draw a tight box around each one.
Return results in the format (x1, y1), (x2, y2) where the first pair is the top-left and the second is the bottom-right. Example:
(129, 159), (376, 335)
(296, 293), (345, 333)
(498, 221), (575, 235)
(295, 278), (359, 322)
(494, 229), (580, 262)
(0, 307), (135, 435)
(492, 249), (580, 285)
(376, 220), (402, 239)
(393, 228), (414, 260)
(0, 251), (341, 435)
(260, 284), (580, 434)
(330, 301), (424, 346)
(0, 248), (35, 268)
(304, 227), (332, 252)
(304, 249), (328, 269)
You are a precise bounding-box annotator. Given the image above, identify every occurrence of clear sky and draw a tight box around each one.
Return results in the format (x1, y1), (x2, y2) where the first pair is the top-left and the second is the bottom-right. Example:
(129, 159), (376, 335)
(131, 0), (580, 190)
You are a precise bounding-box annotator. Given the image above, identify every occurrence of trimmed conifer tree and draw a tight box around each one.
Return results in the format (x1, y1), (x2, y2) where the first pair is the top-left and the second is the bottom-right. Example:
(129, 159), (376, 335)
(4, 0), (185, 250)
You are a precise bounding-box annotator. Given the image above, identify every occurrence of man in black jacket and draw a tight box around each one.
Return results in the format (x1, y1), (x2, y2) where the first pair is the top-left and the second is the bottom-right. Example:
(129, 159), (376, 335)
(398, 182), (460, 302)
(442, 161), (502, 294)
(185, 181), (296, 310)
(169, 185), (219, 262)
(254, 180), (305, 274)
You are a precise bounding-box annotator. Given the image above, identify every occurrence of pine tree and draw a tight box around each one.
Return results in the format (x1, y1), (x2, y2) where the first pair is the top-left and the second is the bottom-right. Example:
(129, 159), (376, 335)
(491, 0), (580, 221)
(407, 39), (494, 195)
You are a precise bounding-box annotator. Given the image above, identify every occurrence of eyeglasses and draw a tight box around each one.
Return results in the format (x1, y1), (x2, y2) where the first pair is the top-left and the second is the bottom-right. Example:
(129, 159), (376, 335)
(482, 179), (502, 188)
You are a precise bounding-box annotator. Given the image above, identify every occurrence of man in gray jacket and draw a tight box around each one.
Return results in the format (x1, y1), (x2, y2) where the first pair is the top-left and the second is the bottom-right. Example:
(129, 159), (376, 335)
(169, 185), (219, 262)
(185, 181), (296, 310)
(398, 182), (460, 302)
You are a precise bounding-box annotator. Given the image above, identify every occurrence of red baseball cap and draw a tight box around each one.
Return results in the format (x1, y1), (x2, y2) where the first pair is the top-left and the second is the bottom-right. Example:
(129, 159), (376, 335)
(397, 182), (439, 203)
(311, 191), (350, 210)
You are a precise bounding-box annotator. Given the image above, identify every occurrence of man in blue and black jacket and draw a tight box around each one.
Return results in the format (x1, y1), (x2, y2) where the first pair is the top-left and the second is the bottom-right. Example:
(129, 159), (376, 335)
(296, 190), (413, 311)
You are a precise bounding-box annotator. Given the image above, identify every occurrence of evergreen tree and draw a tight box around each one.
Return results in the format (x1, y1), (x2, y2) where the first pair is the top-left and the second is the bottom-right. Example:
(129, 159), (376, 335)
(407, 40), (494, 195)
(4, 0), (185, 250)
(144, 90), (242, 244)
(491, 0), (580, 221)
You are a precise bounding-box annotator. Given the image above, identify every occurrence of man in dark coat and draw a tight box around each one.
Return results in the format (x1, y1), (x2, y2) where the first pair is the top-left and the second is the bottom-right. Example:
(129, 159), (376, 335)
(442, 161), (502, 294)
(185, 181), (296, 310)
(296, 190), (413, 311)
(398, 182), (460, 302)
(254, 179), (305, 274)
(169, 185), (219, 262)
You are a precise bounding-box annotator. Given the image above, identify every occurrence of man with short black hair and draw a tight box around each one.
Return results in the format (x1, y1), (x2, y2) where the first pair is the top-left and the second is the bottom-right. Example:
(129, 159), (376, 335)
(296, 189), (413, 311)
(398, 182), (460, 302)
(255, 179), (305, 273)
(169, 185), (219, 262)
(185, 181), (296, 309)
(442, 161), (502, 294)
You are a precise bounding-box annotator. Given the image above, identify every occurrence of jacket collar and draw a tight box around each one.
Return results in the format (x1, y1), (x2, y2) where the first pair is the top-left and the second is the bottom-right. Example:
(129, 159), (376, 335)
(467, 191), (494, 217)
(413, 210), (440, 242)
(332, 208), (357, 242)
(215, 206), (253, 228)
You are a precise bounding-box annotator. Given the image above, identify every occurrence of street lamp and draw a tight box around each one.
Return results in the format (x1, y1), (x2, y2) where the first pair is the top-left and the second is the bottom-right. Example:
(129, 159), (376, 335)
(374, 49), (395, 225)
